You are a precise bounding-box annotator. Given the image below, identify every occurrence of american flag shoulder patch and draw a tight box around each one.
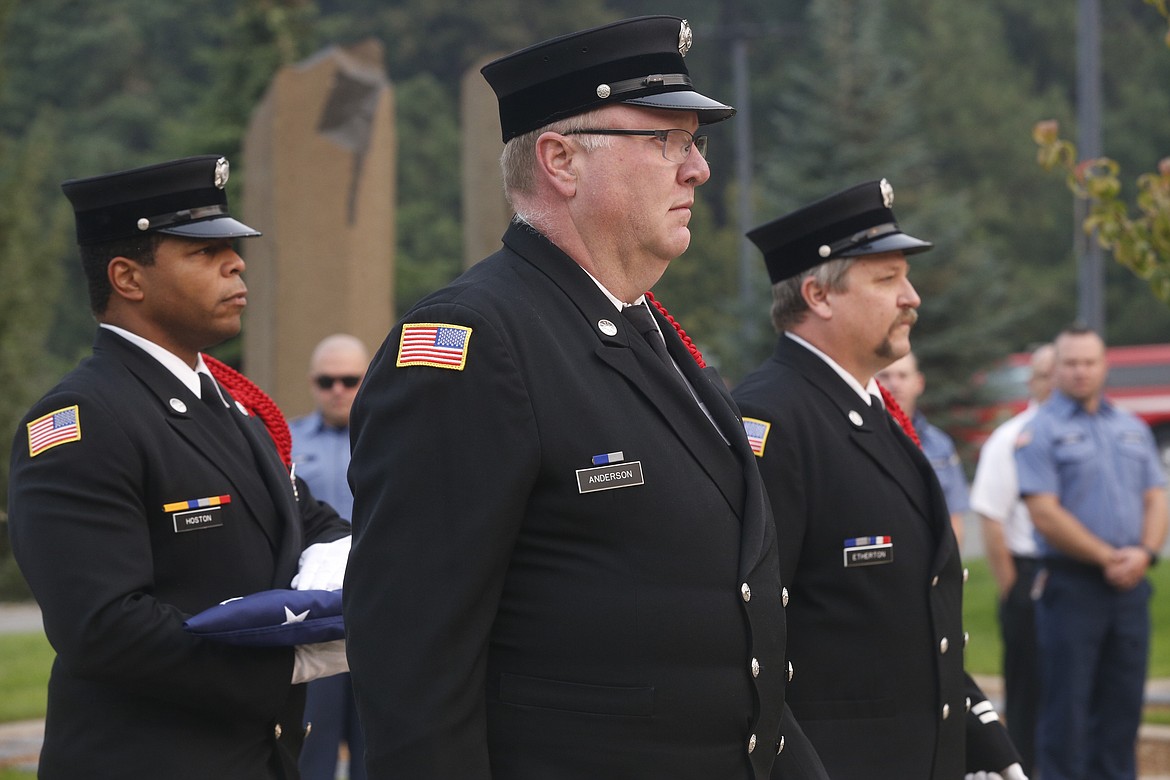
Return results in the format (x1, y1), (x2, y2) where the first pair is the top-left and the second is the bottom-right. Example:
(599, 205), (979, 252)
(27, 405), (82, 457)
(396, 323), (472, 370)
(742, 416), (772, 458)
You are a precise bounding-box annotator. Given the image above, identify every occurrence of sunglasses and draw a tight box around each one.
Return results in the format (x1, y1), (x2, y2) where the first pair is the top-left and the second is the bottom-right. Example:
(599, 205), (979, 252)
(313, 375), (362, 390)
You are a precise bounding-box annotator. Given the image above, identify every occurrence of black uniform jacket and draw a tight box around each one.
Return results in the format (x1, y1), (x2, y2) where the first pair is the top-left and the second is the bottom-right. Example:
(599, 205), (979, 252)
(7, 328), (350, 779)
(345, 222), (827, 780)
(733, 336), (1019, 779)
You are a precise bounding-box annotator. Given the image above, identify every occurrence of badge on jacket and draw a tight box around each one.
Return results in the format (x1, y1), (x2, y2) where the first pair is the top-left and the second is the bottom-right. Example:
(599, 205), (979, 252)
(164, 494), (232, 533)
(843, 535), (893, 567)
(397, 323), (472, 370)
(577, 451), (644, 493)
(742, 417), (771, 457)
(27, 405), (82, 457)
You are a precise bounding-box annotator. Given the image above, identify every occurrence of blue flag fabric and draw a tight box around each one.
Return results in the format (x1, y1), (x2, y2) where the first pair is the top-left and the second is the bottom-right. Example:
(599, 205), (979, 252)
(183, 588), (344, 646)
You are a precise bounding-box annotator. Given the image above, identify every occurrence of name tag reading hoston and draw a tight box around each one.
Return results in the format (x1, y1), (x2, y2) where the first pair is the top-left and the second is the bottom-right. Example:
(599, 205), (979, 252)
(843, 538), (893, 567)
(173, 506), (225, 533)
(576, 461), (645, 493)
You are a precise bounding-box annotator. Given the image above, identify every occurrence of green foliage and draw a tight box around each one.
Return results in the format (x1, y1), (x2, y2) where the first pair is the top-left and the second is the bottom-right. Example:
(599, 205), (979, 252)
(0, 0), (1169, 473)
(1035, 119), (1170, 304)
(0, 117), (71, 509)
(391, 74), (463, 314)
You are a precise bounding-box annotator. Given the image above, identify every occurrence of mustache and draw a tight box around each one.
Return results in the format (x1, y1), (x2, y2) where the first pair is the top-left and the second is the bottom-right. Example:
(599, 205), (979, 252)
(894, 308), (918, 328)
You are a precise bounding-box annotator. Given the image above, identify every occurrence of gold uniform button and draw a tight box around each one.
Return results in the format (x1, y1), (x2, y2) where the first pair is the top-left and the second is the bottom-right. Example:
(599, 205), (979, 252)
(940, 637), (950, 654)
(942, 703), (951, 720)
(747, 734), (757, 754)
(274, 723), (283, 739)
(963, 567), (970, 583)
(741, 583), (752, 602)
(931, 575), (940, 587)
(781, 586), (789, 607)
(776, 735), (786, 755)
(751, 657), (760, 678)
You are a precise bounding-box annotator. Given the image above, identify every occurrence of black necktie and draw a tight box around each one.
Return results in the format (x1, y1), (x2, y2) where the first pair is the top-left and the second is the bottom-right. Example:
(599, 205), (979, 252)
(623, 302), (676, 371)
(199, 372), (231, 420)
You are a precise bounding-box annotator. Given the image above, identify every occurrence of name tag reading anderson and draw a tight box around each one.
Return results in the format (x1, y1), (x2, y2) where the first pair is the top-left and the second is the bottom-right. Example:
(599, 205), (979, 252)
(843, 536), (893, 567)
(576, 461), (645, 493)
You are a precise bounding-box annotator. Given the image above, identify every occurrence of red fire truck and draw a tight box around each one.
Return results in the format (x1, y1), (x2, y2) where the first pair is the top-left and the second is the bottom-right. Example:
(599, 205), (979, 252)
(970, 343), (1170, 468)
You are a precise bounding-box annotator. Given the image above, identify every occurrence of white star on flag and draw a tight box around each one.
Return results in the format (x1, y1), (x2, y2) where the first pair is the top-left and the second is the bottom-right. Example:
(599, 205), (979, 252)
(282, 606), (310, 625)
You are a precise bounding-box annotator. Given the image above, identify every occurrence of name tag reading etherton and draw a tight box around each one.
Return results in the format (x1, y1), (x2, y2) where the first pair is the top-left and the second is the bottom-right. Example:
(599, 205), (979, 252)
(576, 461), (645, 494)
(843, 536), (893, 567)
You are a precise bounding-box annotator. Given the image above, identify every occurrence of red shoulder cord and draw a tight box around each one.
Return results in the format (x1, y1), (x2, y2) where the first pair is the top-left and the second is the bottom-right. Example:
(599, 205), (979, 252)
(877, 382), (922, 449)
(645, 291), (706, 369)
(204, 354), (294, 468)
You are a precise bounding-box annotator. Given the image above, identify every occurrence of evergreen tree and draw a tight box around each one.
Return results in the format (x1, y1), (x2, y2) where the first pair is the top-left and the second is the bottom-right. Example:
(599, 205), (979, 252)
(749, 0), (1013, 411)
(0, 112), (71, 598)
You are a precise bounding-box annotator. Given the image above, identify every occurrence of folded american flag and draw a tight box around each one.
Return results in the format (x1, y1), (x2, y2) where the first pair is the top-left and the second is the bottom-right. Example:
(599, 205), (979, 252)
(183, 588), (344, 647)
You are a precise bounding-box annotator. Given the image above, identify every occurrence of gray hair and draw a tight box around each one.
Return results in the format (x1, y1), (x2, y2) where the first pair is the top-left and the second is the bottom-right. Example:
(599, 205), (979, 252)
(500, 109), (613, 214)
(770, 257), (856, 332)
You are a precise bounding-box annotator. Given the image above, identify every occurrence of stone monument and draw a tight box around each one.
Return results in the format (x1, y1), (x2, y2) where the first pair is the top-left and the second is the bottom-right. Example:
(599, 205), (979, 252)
(242, 39), (396, 417)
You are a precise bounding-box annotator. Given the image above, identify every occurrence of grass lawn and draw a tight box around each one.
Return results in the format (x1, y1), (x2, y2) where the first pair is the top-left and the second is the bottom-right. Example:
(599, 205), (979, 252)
(0, 632), (50, 723)
(961, 556), (1170, 677)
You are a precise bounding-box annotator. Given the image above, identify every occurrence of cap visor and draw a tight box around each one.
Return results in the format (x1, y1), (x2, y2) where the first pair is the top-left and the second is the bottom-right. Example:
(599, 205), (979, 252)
(623, 90), (736, 125)
(158, 216), (261, 240)
(842, 232), (932, 258)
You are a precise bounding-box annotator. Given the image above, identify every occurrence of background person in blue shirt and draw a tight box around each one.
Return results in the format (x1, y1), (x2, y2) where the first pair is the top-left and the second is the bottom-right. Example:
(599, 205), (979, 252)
(290, 333), (370, 780)
(877, 351), (970, 546)
(1016, 325), (1168, 780)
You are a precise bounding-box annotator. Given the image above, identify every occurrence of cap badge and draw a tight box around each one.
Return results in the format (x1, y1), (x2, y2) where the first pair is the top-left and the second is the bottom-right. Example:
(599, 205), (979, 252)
(214, 157), (230, 190)
(678, 19), (693, 57)
(137, 218), (151, 232)
(818, 245), (832, 258)
(596, 84), (612, 99)
(880, 178), (894, 208)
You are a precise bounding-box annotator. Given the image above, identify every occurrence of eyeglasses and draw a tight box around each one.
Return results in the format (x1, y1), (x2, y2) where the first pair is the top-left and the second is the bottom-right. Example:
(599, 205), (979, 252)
(562, 128), (708, 163)
(313, 375), (362, 390)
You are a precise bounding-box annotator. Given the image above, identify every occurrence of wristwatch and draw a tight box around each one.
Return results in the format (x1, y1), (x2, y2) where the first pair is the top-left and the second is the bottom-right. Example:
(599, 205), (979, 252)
(1144, 546), (1160, 568)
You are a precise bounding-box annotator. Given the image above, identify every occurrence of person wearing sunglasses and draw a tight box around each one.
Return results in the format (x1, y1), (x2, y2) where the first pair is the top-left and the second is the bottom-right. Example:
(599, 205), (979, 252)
(344, 15), (825, 780)
(288, 333), (369, 780)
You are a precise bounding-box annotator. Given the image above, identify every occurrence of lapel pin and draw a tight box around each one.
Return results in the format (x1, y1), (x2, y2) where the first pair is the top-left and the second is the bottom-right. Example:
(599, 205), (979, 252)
(598, 319), (618, 336)
(848, 410), (864, 427)
(169, 398), (188, 413)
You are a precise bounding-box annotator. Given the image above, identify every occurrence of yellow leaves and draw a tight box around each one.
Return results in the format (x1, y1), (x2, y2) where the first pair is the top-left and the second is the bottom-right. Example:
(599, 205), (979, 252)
(1032, 118), (1170, 304)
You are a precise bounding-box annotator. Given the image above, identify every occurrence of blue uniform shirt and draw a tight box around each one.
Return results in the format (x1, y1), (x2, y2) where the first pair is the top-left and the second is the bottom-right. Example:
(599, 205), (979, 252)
(1015, 390), (1164, 556)
(914, 410), (970, 516)
(289, 411), (353, 522)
